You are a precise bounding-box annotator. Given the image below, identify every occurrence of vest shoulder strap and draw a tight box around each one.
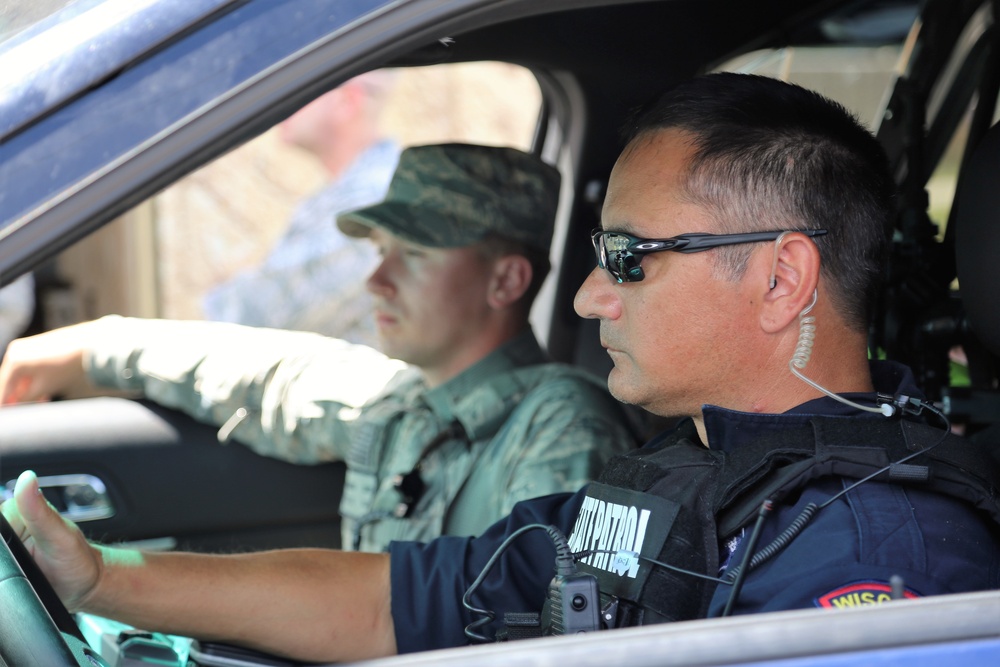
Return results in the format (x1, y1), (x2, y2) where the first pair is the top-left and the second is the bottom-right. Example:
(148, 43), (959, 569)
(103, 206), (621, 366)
(715, 416), (1000, 537)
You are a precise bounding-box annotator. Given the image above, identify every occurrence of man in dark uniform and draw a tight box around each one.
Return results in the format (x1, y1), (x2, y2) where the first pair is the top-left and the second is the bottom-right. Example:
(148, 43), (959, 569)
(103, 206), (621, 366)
(4, 73), (999, 663)
(388, 72), (1000, 649)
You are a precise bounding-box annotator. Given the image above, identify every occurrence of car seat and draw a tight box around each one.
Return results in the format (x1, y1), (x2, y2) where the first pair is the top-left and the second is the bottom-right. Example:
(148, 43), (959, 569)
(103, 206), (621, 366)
(955, 122), (1000, 357)
(953, 120), (1000, 440)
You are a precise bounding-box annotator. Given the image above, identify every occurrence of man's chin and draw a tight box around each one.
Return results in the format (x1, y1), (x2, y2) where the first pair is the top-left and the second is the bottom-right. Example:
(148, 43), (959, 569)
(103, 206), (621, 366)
(376, 338), (405, 362)
(606, 369), (641, 406)
(378, 341), (422, 366)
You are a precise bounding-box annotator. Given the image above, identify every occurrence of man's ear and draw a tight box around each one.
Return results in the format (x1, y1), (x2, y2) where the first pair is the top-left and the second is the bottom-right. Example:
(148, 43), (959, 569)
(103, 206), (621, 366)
(759, 232), (821, 333)
(487, 255), (533, 310)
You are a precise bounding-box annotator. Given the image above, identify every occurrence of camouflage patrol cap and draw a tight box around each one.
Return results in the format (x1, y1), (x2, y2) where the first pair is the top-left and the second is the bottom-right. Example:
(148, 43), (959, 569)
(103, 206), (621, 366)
(337, 143), (560, 252)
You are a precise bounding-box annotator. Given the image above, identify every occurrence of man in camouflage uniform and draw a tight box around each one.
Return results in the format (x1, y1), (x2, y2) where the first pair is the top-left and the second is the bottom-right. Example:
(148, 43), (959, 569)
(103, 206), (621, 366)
(0, 143), (635, 552)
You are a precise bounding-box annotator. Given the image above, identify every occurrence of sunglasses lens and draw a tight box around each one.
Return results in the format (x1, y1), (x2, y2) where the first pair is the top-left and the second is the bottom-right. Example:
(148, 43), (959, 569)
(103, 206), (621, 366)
(616, 253), (643, 282)
(592, 233), (610, 269)
(592, 232), (645, 282)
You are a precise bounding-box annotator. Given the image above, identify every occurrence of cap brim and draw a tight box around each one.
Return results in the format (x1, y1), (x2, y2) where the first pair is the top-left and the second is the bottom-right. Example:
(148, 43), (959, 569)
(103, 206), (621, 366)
(337, 201), (470, 248)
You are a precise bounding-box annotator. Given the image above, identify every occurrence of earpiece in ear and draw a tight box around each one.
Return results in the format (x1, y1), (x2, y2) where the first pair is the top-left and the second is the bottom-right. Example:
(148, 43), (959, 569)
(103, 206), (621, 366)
(768, 231), (792, 290)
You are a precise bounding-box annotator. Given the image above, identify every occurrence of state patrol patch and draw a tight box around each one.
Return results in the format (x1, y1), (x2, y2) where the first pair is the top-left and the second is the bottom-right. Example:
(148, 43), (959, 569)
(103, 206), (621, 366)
(816, 581), (921, 609)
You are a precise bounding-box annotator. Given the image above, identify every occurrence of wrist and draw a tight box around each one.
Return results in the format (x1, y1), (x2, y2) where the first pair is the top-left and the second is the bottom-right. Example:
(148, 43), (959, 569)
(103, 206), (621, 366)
(76, 543), (140, 615)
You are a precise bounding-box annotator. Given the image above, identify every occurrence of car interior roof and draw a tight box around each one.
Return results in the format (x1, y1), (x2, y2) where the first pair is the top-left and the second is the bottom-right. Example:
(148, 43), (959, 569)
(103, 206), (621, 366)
(393, 0), (915, 137)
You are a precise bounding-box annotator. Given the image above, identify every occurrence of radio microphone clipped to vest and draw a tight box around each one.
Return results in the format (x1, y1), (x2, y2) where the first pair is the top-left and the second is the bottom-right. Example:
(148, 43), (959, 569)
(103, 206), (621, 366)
(542, 528), (601, 636)
(463, 524), (600, 643)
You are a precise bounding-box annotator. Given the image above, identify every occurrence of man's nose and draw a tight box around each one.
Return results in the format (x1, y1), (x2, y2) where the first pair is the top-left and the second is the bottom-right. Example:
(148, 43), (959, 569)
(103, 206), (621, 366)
(366, 258), (395, 297)
(574, 267), (621, 320)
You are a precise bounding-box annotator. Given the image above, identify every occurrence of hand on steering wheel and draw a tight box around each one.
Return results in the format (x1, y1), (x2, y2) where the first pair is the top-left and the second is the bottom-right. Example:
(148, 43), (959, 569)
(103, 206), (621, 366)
(0, 492), (103, 665)
(1, 471), (103, 610)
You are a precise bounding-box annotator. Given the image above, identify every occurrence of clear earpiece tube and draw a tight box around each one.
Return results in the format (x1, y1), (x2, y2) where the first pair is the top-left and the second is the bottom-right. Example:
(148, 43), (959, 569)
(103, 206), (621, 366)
(768, 232), (892, 417)
(789, 290), (894, 417)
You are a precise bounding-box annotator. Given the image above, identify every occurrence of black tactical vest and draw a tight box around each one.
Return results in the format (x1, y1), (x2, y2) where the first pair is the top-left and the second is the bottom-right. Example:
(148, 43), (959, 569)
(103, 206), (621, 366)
(557, 416), (1000, 631)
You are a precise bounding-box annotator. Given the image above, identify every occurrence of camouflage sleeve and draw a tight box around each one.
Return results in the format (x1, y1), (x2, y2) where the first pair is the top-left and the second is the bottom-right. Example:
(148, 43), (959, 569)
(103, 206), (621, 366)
(83, 316), (407, 463)
(491, 372), (636, 515)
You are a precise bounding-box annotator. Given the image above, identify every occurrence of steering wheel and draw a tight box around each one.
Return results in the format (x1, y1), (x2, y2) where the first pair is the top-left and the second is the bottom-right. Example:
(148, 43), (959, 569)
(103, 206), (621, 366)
(0, 513), (106, 666)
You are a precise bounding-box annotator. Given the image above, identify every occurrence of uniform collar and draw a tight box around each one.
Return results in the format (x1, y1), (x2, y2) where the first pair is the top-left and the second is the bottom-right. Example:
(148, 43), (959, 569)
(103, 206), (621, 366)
(421, 329), (548, 436)
(700, 360), (922, 454)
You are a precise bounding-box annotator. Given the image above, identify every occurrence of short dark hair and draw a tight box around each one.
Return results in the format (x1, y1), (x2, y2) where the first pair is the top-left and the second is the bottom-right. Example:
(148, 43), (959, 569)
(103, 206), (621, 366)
(622, 72), (895, 331)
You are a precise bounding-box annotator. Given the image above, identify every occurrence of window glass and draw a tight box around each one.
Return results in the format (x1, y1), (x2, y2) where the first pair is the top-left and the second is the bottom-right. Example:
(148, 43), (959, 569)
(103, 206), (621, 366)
(42, 63), (543, 336)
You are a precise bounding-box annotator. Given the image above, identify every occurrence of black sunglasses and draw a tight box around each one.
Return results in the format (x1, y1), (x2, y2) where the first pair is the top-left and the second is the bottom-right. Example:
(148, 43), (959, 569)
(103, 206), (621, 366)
(591, 228), (829, 283)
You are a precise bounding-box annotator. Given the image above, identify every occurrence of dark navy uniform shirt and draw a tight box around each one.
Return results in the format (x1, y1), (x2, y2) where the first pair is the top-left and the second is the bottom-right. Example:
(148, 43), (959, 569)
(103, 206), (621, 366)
(389, 362), (1000, 653)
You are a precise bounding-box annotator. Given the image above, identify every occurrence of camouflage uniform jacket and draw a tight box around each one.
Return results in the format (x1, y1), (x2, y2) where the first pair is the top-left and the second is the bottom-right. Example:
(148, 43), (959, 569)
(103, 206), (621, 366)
(84, 316), (635, 552)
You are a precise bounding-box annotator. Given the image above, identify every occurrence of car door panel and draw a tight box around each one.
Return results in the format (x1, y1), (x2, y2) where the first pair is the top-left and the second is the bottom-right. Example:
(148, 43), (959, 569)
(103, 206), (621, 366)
(0, 397), (346, 552)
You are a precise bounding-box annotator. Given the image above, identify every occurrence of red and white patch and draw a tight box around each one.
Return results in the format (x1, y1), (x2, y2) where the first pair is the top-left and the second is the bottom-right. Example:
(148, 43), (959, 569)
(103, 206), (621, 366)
(815, 581), (921, 609)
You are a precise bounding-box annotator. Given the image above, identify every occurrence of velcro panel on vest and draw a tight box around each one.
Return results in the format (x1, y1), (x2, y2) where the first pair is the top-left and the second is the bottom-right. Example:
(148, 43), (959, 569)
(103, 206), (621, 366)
(578, 424), (722, 626)
(569, 483), (679, 599)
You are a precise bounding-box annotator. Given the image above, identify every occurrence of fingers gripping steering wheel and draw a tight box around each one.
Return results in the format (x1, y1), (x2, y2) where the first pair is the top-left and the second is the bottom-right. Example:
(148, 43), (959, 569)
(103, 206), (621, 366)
(0, 513), (106, 666)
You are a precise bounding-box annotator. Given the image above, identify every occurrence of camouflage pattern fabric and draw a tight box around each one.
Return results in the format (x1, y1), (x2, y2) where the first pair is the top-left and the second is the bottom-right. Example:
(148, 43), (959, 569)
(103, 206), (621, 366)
(337, 143), (560, 252)
(85, 317), (636, 552)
